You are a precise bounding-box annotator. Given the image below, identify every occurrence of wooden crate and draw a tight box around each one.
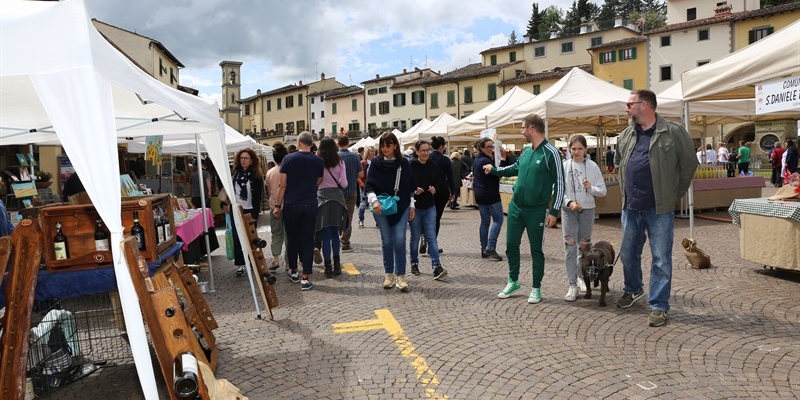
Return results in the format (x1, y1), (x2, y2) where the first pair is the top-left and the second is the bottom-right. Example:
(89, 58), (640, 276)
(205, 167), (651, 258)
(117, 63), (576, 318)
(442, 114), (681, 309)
(39, 194), (175, 271)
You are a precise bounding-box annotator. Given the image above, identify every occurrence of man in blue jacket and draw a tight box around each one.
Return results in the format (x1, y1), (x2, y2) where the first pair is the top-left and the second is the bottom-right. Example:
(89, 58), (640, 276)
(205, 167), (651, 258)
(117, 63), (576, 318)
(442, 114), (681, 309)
(484, 113), (564, 304)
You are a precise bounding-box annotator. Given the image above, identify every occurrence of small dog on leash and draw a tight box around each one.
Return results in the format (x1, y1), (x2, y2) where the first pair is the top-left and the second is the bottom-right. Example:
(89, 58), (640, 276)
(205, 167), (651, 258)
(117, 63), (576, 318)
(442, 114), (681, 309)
(581, 241), (615, 307)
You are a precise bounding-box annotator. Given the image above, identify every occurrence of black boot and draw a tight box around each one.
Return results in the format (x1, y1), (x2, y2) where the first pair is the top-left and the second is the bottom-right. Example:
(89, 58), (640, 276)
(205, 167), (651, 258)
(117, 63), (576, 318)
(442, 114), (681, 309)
(324, 260), (333, 278)
(333, 255), (342, 276)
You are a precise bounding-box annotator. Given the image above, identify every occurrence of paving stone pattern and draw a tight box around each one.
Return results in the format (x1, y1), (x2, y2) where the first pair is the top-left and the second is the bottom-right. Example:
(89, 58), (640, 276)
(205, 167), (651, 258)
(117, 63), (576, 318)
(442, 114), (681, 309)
(39, 187), (800, 399)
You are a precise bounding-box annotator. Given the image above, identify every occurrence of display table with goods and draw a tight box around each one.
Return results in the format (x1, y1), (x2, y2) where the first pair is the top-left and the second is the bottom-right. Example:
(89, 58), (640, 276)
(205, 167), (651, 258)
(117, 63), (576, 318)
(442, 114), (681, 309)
(499, 178), (515, 214)
(460, 176), (476, 207)
(729, 184), (800, 271)
(687, 166), (765, 210)
(175, 207), (218, 264)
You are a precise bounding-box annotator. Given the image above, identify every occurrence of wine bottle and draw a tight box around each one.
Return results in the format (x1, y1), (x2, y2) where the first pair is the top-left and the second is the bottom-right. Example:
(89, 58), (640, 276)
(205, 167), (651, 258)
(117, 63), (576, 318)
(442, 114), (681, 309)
(131, 211), (146, 250)
(94, 217), (110, 251)
(161, 206), (172, 241)
(173, 351), (199, 398)
(154, 210), (164, 245)
(53, 221), (69, 260)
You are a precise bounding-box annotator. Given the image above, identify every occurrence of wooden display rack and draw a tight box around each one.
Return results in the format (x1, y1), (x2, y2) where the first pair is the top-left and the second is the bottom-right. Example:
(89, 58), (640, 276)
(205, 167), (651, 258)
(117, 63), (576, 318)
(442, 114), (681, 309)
(241, 208), (279, 320)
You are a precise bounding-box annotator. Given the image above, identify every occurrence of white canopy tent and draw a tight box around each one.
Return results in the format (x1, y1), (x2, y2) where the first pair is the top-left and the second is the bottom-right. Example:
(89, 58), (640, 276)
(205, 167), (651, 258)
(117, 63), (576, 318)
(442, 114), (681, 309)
(0, 1), (257, 397)
(400, 114), (462, 146)
(397, 118), (432, 146)
(126, 122), (271, 156)
(482, 68), (633, 137)
(447, 86), (536, 137)
(682, 19), (800, 102)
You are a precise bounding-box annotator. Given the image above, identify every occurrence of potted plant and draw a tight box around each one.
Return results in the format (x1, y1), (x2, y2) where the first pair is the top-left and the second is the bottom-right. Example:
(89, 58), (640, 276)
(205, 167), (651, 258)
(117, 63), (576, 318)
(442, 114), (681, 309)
(34, 170), (53, 188)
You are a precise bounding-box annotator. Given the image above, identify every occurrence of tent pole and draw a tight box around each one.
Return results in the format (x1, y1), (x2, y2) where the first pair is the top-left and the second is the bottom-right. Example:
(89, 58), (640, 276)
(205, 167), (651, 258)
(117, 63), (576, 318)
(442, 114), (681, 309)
(684, 102), (695, 238)
(194, 135), (216, 293)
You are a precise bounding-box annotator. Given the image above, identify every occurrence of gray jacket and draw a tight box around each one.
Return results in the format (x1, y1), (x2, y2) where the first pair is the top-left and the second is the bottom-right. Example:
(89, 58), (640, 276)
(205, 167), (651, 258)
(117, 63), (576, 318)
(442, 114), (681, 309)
(614, 114), (698, 214)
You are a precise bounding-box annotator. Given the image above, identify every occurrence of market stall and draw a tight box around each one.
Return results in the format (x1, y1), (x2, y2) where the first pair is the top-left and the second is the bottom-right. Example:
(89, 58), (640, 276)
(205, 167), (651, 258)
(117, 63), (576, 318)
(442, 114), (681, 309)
(729, 197), (800, 271)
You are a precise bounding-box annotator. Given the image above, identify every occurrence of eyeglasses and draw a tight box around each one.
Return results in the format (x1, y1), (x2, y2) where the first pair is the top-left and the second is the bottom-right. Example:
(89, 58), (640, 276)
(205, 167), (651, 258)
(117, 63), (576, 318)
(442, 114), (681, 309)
(380, 142), (396, 148)
(626, 101), (643, 108)
(520, 126), (530, 131)
(239, 156), (251, 160)
(483, 145), (495, 149)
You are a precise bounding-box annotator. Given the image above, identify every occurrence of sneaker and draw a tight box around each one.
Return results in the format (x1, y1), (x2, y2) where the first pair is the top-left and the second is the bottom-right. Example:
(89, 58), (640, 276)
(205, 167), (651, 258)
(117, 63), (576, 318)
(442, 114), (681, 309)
(269, 260), (280, 271)
(235, 265), (246, 277)
(527, 287), (542, 304)
(564, 285), (579, 302)
(300, 280), (314, 291)
(497, 279), (521, 299)
(438, 248), (443, 254)
(616, 288), (645, 309)
(313, 248), (323, 265)
(341, 245), (355, 253)
(577, 279), (587, 292)
(483, 249), (503, 261)
(481, 249), (488, 259)
(419, 239), (427, 255)
(410, 263), (420, 276)
(324, 263), (333, 279)
(358, 221), (364, 228)
(287, 270), (300, 283)
(433, 266), (448, 280)
(648, 310), (667, 327)
(395, 275), (410, 292)
(383, 273), (395, 289)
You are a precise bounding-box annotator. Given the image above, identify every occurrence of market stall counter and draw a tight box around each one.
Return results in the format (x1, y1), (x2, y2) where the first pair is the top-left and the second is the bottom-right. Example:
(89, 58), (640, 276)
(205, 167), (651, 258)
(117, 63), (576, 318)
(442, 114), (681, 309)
(175, 208), (218, 263)
(729, 198), (800, 271)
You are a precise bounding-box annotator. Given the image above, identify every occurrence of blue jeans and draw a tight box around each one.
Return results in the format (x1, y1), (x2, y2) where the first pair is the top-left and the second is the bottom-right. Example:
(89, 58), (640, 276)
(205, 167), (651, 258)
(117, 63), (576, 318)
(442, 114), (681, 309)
(358, 190), (367, 223)
(620, 208), (675, 312)
(373, 207), (410, 276)
(478, 201), (504, 251)
(409, 206), (440, 268)
(320, 225), (340, 262)
(283, 204), (318, 276)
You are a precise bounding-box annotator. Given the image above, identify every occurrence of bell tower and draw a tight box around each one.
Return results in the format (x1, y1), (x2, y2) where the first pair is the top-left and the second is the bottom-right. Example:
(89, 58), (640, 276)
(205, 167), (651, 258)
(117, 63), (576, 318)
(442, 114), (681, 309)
(220, 60), (243, 132)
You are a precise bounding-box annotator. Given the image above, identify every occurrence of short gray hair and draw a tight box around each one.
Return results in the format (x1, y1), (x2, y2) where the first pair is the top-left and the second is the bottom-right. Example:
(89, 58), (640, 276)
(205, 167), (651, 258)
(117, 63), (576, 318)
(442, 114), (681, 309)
(298, 131), (313, 145)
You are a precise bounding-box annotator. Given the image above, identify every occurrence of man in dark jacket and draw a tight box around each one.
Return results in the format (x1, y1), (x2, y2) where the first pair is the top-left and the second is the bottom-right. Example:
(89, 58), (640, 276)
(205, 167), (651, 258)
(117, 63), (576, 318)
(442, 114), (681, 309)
(424, 136), (454, 254)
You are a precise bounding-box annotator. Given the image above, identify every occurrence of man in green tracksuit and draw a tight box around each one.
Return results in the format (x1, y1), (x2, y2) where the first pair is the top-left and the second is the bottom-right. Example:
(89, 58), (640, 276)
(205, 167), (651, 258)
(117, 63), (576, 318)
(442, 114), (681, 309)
(483, 113), (565, 303)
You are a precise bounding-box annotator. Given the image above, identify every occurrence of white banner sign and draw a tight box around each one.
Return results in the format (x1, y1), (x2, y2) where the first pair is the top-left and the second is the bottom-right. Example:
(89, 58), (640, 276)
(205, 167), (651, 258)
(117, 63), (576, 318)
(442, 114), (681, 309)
(756, 75), (800, 115)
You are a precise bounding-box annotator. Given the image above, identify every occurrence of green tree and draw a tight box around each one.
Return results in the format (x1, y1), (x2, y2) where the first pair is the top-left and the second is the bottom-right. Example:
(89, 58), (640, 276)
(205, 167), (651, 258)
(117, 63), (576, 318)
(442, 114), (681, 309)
(597, 0), (622, 30)
(508, 30), (519, 45)
(541, 5), (565, 38)
(762, 0), (800, 5)
(525, 3), (544, 41)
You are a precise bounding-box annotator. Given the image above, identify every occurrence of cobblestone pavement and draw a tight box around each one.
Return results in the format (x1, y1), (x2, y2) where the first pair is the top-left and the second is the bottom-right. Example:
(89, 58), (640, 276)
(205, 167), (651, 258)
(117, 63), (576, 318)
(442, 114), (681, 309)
(40, 187), (800, 399)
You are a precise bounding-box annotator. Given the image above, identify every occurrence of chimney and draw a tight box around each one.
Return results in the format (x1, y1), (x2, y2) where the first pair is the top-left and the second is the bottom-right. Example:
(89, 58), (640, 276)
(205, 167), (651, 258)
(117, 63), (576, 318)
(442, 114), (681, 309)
(299, 80), (303, 85)
(403, 68), (407, 73)
(415, 67), (420, 71)
(715, 3), (733, 15)
(376, 74), (380, 79)
(257, 89), (261, 95)
(321, 72), (326, 80)
(549, 29), (559, 39)
(614, 16), (623, 27)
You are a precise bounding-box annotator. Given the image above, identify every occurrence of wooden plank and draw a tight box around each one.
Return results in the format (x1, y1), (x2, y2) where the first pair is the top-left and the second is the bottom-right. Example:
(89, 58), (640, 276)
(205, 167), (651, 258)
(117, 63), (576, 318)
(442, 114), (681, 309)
(240, 207), (278, 319)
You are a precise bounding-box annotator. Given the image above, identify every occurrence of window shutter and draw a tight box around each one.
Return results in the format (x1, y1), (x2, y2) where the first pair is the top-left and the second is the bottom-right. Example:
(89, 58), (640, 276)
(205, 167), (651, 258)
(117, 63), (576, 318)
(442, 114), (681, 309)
(748, 30), (756, 44)
(631, 47), (637, 59)
(767, 26), (774, 35)
(612, 51), (617, 62)
(599, 53), (605, 64)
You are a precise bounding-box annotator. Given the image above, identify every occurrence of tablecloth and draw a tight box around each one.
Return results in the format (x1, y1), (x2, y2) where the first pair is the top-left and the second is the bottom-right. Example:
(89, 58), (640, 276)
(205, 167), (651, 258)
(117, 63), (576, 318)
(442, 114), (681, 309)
(175, 208), (215, 251)
(728, 198), (800, 226)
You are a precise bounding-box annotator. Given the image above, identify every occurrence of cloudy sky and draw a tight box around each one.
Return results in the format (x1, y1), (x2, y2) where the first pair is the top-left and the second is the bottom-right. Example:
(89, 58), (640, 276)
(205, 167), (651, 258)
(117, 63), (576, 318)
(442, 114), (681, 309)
(83, 0), (577, 106)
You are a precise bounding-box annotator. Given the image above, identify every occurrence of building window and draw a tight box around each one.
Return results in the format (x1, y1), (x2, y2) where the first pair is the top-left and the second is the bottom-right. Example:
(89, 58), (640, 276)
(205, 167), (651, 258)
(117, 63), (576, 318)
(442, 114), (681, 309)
(487, 84), (497, 101)
(411, 90), (425, 105)
(277, 98), (282, 110)
(490, 55), (497, 65)
(509, 51), (517, 62)
(331, 123), (337, 134)
(590, 36), (603, 47)
(534, 46), (545, 57)
(620, 47), (636, 61)
(561, 42), (574, 53)
(533, 84), (541, 95)
(623, 79), (634, 90)
(311, 112), (315, 119)
(367, 88), (378, 95)
(464, 87), (473, 104)
(267, 100), (271, 112)
(285, 95), (294, 108)
(687, 7), (696, 21)
(332, 103), (337, 115)
(697, 60), (710, 66)
(749, 26), (773, 44)
(378, 87), (388, 93)
(321, 110), (325, 118)
(381, 122), (388, 128)
(159, 59), (165, 76)
(352, 99), (358, 111)
(348, 122), (360, 133)
(661, 35), (670, 47)
(244, 105), (250, 115)
(698, 29), (709, 41)
(660, 65), (672, 81)
(446, 90), (455, 107)
(370, 102), (376, 116)
(298, 94), (303, 106)
(430, 93), (439, 109)
(393, 93), (406, 107)
(310, 97), (315, 104)
(600, 51), (615, 64)
(379, 101), (390, 114)
(275, 123), (283, 133)
(297, 121), (305, 132)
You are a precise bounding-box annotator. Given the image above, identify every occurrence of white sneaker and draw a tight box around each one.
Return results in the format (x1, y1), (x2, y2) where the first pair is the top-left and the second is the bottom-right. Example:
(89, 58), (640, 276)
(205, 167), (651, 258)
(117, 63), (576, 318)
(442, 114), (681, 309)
(577, 279), (587, 292)
(564, 285), (579, 302)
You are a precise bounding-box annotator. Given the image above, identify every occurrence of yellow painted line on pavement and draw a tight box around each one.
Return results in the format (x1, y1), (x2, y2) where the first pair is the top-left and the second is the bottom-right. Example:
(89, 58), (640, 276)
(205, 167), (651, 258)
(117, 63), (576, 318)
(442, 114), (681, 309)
(342, 263), (360, 275)
(333, 309), (449, 399)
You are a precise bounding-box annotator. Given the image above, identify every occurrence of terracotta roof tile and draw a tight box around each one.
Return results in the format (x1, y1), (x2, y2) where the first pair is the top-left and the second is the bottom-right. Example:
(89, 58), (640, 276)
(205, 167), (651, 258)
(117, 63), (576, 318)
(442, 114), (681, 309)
(499, 64), (592, 86)
(423, 61), (523, 86)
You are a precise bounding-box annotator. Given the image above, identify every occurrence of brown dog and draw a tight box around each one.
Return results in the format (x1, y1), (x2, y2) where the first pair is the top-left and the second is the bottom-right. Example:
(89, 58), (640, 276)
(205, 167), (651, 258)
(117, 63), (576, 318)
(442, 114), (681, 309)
(581, 241), (615, 307)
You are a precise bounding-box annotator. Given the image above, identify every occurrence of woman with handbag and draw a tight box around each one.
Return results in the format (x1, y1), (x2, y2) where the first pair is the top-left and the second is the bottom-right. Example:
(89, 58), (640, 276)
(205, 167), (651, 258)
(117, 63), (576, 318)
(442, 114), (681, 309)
(315, 137), (349, 278)
(365, 132), (417, 292)
(230, 148), (264, 277)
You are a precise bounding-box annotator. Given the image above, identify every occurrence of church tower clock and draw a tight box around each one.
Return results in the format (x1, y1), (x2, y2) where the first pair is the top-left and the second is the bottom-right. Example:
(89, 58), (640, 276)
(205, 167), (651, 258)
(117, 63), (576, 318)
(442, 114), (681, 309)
(220, 61), (243, 132)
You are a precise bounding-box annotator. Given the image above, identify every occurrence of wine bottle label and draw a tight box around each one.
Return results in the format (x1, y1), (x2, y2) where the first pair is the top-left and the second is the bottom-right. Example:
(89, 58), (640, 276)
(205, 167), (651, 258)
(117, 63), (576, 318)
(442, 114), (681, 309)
(158, 226), (165, 243)
(135, 233), (145, 249)
(181, 353), (198, 375)
(95, 239), (110, 252)
(54, 243), (68, 260)
(165, 223), (171, 240)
